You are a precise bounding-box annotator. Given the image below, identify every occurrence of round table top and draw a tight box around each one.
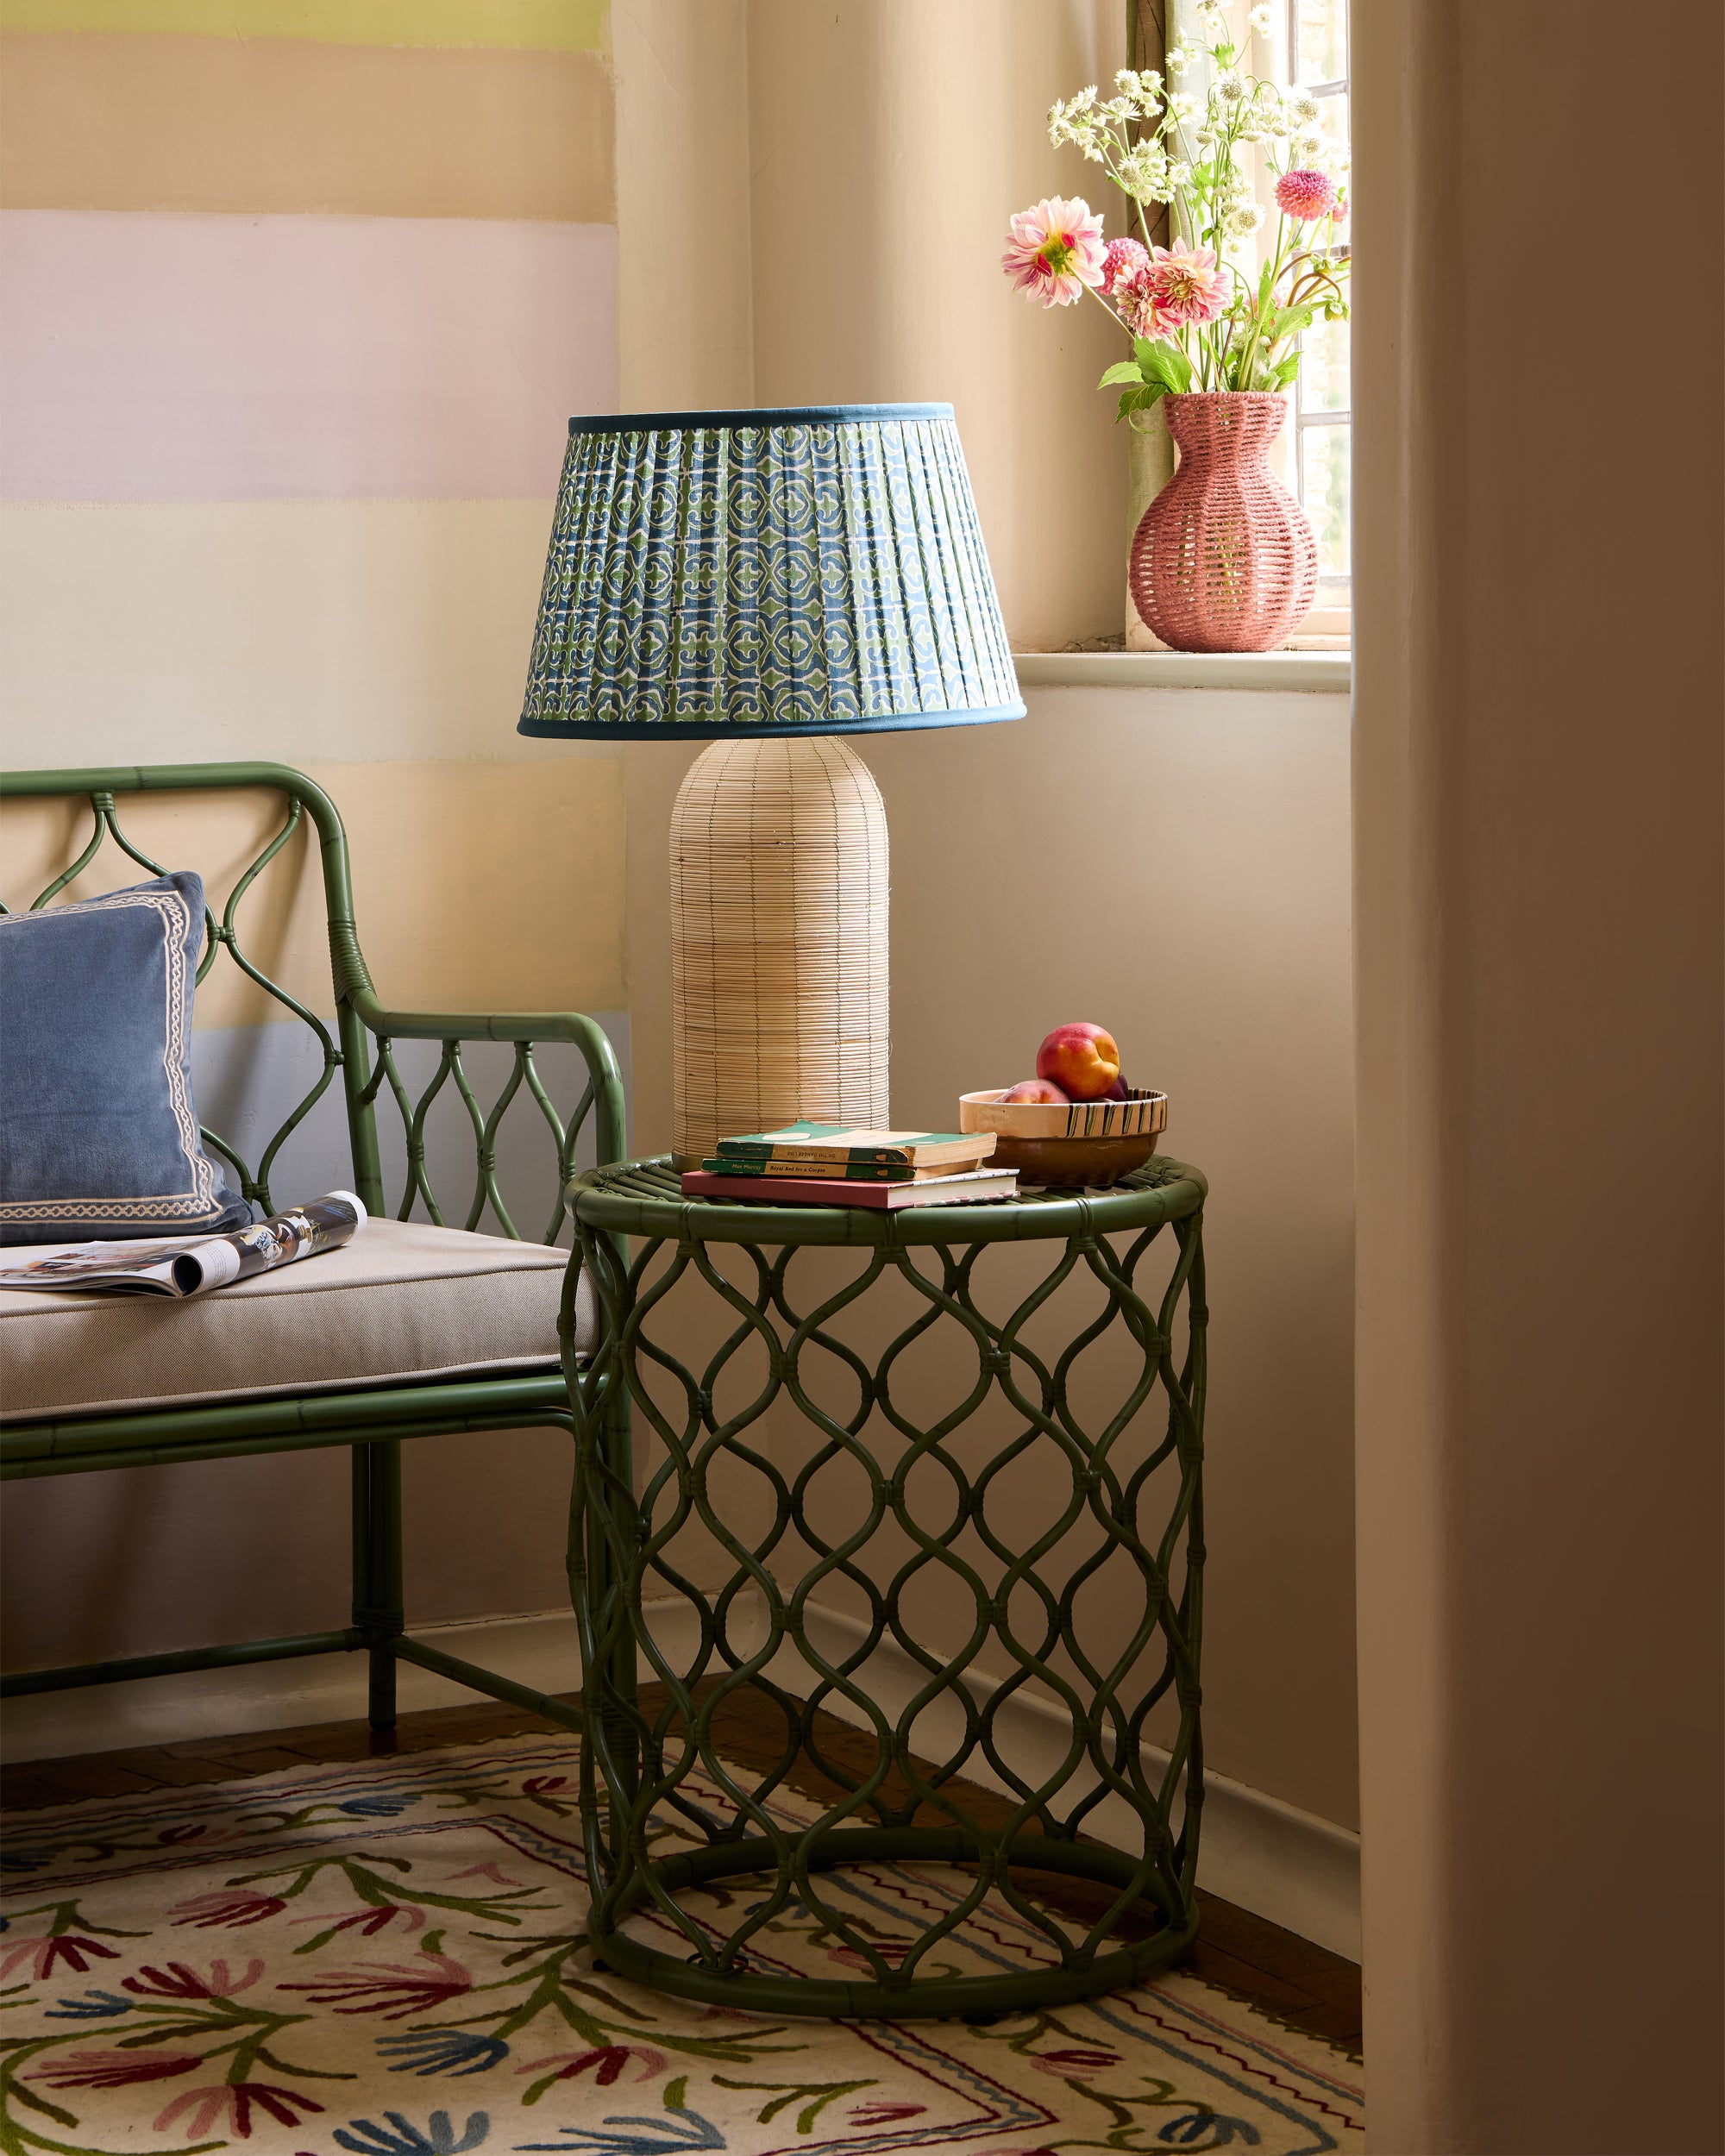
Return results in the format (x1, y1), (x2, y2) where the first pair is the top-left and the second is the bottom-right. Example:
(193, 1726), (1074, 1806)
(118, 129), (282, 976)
(568, 1154), (1207, 1247)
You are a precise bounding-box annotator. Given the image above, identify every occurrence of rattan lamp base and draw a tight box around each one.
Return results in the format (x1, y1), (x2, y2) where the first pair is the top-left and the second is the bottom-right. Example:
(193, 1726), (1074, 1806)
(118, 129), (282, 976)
(669, 735), (889, 1166)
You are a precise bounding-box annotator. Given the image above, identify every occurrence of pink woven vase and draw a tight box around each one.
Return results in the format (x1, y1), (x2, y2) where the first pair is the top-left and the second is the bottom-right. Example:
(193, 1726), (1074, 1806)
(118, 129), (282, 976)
(1128, 392), (1318, 653)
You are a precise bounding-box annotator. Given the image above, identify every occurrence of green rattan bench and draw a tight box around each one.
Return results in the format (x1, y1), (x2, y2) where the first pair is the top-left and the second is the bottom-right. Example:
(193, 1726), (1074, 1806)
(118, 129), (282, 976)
(0, 762), (625, 1737)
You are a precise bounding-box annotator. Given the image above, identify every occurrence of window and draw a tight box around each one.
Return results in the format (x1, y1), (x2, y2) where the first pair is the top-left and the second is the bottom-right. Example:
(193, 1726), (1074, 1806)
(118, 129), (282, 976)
(1287, 0), (1351, 589)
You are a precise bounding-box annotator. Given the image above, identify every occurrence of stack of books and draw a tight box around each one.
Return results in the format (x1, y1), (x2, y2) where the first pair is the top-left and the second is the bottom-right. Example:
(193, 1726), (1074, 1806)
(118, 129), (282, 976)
(681, 1124), (1016, 1209)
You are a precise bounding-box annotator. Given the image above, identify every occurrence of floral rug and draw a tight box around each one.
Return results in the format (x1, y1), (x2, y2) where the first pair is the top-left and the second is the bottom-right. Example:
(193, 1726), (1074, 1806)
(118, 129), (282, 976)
(0, 1736), (1364, 2154)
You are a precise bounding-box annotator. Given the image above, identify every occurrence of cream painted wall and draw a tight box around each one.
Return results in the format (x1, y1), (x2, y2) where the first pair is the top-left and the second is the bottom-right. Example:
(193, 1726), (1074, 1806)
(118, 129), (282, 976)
(622, 691), (1358, 1829)
(747, 0), (1128, 650)
(0, 501), (614, 768)
(612, 0), (753, 414)
(1352, 5), (1723, 2150)
(0, 761), (625, 1022)
(617, 0), (1131, 649)
(612, 2), (1362, 1833)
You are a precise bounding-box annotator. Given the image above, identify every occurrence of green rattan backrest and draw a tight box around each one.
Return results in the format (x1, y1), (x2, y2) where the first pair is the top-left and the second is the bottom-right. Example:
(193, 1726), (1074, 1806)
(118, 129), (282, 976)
(0, 763), (625, 1240)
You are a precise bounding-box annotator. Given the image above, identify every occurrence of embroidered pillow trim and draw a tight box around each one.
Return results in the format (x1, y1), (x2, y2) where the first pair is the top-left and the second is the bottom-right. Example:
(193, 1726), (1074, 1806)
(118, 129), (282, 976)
(0, 886), (223, 1227)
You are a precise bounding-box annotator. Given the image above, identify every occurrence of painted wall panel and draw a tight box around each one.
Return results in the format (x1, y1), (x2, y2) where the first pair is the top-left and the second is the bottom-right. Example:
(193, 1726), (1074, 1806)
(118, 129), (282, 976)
(0, 0), (626, 1702)
(0, 760), (628, 1022)
(0, 500), (599, 765)
(0, 2), (609, 49)
(0, 37), (616, 222)
(0, 211), (616, 501)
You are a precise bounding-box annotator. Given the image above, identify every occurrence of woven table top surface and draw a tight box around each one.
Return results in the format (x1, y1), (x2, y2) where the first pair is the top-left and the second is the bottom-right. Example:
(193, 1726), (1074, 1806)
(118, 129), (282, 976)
(568, 1155), (1207, 1246)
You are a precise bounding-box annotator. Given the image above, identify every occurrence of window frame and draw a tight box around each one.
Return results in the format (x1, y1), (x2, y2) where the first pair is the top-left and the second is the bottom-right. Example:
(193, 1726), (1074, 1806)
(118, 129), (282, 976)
(1286, 0), (1352, 593)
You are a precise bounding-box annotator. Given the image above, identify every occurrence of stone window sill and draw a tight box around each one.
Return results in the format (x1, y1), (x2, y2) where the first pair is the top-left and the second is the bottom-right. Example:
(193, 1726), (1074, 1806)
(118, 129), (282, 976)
(1013, 650), (1352, 694)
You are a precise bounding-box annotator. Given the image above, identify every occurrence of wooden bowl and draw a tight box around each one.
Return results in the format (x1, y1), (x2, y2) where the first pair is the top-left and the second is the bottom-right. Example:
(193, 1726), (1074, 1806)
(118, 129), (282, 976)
(958, 1087), (1169, 1188)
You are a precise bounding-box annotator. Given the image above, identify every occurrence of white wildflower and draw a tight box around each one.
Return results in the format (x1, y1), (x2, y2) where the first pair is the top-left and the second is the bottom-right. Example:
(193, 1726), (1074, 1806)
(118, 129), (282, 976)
(1166, 44), (1193, 76)
(1115, 68), (1141, 93)
(1248, 3), (1276, 32)
(1118, 143), (1172, 203)
(1288, 92), (1320, 127)
(1166, 160), (1192, 188)
(1169, 91), (1201, 122)
(1289, 128), (1324, 165)
(1226, 198), (1266, 237)
(1214, 69), (1247, 103)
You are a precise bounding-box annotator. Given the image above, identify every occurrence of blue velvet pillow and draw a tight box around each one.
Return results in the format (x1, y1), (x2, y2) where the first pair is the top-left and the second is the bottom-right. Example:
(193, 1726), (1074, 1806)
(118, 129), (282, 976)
(0, 871), (253, 1245)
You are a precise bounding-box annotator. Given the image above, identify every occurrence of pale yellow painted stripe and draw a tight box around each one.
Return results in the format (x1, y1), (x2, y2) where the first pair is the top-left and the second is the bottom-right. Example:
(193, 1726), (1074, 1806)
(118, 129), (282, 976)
(0, 0), (606, 49)
(0, 499), (614, 768)
(0, 760), (627, 1025)
(1, 36), (615, 222)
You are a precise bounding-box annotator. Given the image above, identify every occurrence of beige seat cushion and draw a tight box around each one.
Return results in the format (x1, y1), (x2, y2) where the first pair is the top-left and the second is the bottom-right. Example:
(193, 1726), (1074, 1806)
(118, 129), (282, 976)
(0, 1219), (595, 1424)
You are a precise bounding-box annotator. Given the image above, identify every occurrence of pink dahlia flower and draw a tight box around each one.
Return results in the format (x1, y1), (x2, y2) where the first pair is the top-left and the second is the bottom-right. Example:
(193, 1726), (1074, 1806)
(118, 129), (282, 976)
(1276, 167), (1340, 222)
(1113, 266), (1177, 341)
(1139, 240), (1232, 330)
(1100, 236), (1151, 298)
(1001, 197), (1107, 307)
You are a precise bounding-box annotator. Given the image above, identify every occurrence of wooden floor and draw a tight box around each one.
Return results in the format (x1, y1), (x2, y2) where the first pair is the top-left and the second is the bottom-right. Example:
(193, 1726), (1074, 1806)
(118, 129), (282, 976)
(2, 1687), (1362, 2058)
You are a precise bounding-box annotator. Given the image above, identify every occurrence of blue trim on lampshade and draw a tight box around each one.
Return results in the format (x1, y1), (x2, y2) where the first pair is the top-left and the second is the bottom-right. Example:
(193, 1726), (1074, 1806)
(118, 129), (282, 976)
(518, 703), (1024, 740)
(567, 404), (955, 436)
(519, 405), (1022, 739)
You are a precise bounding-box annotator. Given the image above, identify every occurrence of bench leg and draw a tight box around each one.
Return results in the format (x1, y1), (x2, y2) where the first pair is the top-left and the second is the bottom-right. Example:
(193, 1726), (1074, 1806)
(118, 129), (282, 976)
(352, 1440), (404, 1733)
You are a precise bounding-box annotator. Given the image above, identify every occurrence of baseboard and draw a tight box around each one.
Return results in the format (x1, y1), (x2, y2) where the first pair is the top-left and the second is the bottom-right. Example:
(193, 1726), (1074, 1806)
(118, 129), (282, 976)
(755, 1600), (1361, 1963)
(1, 1595), (1359, 1961)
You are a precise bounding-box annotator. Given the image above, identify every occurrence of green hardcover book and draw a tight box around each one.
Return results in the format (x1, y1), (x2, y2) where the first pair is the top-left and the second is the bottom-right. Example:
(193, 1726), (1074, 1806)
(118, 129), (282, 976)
(701, 1156), (916, 1182)
(712, 1123), (994, 1170)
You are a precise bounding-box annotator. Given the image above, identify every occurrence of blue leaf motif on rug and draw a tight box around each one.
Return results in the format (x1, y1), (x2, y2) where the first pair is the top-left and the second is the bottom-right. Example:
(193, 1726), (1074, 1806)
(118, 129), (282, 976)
(336, 2107), (490, 2154)
(43, 1989), (132, 2018)
(514, 2103), (727, 2153)
(381, 2028), (512, 2076)
(1158, 2110), (1263, 2145)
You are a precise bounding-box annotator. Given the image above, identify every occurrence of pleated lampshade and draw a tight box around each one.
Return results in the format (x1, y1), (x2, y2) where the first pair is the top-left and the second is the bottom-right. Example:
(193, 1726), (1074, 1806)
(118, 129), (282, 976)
(518, 404), (1023, 1163)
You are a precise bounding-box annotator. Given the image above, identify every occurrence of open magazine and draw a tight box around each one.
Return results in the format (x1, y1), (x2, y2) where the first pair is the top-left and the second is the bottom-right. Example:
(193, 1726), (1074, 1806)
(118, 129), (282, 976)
(0, 1192), (367, 1299)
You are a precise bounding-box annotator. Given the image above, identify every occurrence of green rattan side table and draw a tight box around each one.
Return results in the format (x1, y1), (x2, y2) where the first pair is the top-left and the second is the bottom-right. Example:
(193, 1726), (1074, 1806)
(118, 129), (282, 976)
(562, 1154), (1208, 2021)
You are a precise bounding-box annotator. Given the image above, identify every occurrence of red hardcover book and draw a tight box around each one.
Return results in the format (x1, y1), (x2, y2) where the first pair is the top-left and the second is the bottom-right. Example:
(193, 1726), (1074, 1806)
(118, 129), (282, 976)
(679, 1168), (1018, 1209)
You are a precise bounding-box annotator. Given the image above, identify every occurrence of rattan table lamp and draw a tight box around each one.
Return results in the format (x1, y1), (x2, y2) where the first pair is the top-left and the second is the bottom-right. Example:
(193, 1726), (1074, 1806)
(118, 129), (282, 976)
(518, 404), (1023, 1164)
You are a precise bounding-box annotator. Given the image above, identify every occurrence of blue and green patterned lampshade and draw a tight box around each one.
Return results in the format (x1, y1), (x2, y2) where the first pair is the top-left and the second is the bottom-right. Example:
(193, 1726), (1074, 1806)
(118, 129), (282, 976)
(518, 404), (1024, 738)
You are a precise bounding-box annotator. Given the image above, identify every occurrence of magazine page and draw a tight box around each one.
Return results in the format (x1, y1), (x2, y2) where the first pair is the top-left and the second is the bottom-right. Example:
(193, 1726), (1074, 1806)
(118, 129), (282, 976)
(0, 1192), (367, 1299)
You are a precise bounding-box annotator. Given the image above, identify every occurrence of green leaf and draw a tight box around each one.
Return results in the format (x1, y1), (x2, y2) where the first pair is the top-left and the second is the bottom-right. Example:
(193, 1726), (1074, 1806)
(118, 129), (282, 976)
(1115, 386), (1163, 423)
(664, 2075), (689, 2110)
(1269, 354), (1302, 389)
(1270, 299), (1320, 342)
(1135, 338), (1193, 393)
(1097, 360), (1145, 388)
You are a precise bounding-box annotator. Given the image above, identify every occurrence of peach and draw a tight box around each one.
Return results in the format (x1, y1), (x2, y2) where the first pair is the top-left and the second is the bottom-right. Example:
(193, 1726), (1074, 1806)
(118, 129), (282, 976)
(1035, 1023), (1120, 1101)
(1000, 1077), (1069, 1104)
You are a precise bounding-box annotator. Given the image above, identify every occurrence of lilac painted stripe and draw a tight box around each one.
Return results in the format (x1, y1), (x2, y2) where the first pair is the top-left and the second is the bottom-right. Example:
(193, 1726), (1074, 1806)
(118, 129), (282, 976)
(0, 210), (617, 501)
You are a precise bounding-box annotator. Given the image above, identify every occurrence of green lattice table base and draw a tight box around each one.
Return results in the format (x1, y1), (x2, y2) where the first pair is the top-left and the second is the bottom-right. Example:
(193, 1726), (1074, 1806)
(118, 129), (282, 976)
(565, 1156), (1208, 2018)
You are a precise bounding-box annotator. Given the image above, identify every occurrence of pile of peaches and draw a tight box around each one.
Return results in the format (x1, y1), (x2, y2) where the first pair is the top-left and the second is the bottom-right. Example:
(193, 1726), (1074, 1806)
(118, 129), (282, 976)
(1000, 1023), (1130, 1106)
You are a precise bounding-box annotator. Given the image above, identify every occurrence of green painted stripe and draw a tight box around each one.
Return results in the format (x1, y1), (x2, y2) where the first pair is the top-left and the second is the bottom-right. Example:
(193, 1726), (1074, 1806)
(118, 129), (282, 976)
(0, 0), (607, 50)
